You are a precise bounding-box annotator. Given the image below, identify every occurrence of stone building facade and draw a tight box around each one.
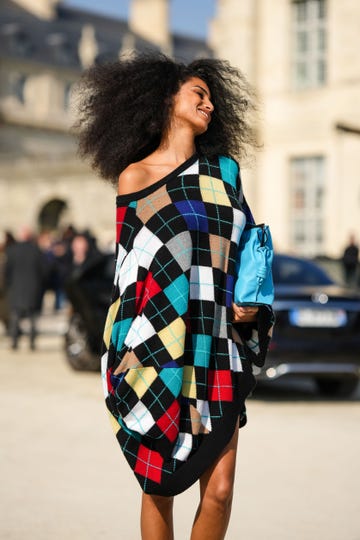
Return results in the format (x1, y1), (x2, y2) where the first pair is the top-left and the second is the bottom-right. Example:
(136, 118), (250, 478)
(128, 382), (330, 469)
(0, 0), (211, 248)
(3, 0), (359, 258)
(210, 0), (360, 257)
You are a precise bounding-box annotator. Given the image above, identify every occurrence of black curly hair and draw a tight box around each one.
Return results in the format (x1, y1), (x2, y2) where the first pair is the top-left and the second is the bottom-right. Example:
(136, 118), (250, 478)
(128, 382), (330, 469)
(73, 52), (258, 185)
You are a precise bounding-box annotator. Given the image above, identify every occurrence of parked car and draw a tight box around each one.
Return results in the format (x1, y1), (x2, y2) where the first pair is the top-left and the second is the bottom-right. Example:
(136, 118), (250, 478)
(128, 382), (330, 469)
(64, 251), (360, 397)
(254, 254), (360, 397)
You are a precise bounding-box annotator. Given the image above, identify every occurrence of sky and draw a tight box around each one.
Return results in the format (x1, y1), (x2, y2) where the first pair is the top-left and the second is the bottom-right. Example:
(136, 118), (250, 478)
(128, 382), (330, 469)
(63, 0), (216, 39)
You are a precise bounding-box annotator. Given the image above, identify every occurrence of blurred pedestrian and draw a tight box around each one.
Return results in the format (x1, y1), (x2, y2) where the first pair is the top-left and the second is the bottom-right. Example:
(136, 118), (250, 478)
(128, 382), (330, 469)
(51, 239), (71, 310)
(5, 226), (47, 350)
(62, 224), (77, 245)
(68, 232), (98, 271)
(342, 234), (359, 287)
(0, 231), (16, 331)
(38, 231), (71, 312)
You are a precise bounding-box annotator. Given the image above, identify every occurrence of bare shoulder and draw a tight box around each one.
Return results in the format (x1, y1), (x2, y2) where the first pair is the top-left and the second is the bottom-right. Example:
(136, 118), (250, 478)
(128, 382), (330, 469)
(118, 162), (148, 196)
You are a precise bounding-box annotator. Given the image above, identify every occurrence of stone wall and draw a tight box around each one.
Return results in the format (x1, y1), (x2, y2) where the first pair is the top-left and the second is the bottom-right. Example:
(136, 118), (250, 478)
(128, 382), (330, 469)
(210, 0), (360, 257)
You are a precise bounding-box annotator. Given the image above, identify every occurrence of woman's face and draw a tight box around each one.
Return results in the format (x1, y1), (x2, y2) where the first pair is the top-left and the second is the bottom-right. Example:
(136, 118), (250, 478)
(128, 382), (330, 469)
(171, 77), (214, 136)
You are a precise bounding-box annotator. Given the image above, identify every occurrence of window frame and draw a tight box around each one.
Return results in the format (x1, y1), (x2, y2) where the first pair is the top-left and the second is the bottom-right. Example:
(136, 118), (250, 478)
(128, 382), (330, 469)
(291, 0), (327, 89)
(289, 155), (326, 256)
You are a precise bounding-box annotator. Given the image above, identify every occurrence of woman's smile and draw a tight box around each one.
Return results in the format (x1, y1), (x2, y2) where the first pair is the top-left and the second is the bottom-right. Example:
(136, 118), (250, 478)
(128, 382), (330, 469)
(197, 108), (211, 121)
(172, 77), (214, 134)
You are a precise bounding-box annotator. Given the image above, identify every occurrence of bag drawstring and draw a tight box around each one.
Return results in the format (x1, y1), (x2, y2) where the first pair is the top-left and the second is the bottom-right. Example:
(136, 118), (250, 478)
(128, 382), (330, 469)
(255, 246), (270, 300)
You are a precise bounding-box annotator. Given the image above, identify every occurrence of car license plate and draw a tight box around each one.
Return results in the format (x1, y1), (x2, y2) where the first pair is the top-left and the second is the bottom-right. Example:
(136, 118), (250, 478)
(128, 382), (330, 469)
(289, 308), (347, 328)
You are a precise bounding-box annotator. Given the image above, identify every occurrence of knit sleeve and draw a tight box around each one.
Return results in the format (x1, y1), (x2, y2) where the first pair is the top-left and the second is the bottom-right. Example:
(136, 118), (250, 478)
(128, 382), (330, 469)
(231, 164), (275, 367)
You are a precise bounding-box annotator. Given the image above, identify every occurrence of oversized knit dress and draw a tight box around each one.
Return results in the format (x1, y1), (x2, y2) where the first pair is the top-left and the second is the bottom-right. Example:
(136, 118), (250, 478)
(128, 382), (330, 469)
(101, 154), (273, 496)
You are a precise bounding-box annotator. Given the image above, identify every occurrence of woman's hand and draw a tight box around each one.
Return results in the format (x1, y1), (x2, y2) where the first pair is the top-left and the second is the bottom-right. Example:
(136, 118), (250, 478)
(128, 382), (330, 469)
(232, 303), (259, 323)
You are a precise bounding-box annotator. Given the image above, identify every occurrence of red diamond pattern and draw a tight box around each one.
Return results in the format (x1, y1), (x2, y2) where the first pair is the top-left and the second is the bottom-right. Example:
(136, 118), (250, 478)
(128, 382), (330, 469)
(156, 400), (180, 442)
(207, 370), (233, 401)
(136, 272), (162, 313)
(134, 444), (164, 484)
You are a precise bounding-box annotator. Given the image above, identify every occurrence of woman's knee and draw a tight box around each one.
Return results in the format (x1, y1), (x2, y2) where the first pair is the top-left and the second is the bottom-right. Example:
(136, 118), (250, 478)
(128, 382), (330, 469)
(204, 478), (234, 509)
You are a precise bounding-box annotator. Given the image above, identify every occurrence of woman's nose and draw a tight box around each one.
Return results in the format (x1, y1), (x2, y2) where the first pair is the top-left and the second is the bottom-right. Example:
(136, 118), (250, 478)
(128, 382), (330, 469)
(205, 100), (214, 112)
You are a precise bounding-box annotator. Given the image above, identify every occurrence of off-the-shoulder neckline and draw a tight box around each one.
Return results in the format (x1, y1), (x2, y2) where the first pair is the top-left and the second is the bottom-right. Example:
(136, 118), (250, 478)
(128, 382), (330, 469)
(116, 152), (199, 204)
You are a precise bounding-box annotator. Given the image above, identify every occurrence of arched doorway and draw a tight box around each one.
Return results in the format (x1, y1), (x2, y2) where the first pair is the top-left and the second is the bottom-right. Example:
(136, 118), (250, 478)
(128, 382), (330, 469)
(38, 198), (67, 231)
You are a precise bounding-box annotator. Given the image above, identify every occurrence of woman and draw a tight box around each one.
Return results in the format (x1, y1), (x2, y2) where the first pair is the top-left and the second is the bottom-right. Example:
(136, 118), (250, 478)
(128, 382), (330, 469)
(75, 52), (273, 540)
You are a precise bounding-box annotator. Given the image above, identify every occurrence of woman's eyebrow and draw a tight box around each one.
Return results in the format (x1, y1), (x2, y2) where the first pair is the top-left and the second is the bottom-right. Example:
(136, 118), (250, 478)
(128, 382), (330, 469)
(193, 85), (211, 98)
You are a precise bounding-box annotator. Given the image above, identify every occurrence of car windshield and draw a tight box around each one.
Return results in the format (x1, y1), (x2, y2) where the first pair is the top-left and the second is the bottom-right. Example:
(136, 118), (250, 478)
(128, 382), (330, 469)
(273, 256), (334, 286)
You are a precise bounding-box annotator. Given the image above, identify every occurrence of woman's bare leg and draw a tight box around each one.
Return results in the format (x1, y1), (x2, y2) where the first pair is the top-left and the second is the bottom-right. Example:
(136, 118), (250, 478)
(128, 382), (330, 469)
(190, 419), (240, 540)
(141, 493), (174, 540)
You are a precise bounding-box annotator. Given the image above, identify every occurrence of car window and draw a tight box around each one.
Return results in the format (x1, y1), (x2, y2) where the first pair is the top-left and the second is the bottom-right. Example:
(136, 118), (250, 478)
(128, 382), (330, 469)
(273, 256), (334, 286)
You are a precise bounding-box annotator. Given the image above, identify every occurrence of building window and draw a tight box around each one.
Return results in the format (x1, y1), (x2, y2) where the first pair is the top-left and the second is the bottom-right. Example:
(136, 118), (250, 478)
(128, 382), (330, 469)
(9, 72), (27, 103)
(291, 0), (327, 89)
(46, 33), (74, 64)
(1, 23), (32, 56)
(64, 81), (73, 110)
(290, 156), (325, 255)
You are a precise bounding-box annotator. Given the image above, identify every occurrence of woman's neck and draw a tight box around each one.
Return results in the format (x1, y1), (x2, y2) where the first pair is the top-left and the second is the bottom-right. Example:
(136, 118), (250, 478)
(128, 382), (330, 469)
(155, 127), (196, 165)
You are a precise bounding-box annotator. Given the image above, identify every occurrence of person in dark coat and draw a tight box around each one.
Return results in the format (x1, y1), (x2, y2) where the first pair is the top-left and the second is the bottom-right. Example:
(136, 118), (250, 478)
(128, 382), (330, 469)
(342, 234), (359, 288)
(0, 231), (16, 331)
(5, 226), (47, 350)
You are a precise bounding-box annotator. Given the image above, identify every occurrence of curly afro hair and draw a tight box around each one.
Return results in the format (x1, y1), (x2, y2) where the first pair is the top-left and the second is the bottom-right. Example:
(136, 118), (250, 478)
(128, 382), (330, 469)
(73, 52), (258, 185)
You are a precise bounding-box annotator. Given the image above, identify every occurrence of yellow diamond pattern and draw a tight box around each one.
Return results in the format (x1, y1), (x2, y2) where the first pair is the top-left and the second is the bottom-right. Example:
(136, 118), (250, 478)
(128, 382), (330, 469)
(158, 317), (186, 359)
(182, 365), (197, 399)
(103, 297), (120, 349)
(125, 367), (158, 398)
(199, 175), (231, 207)
(108, 411), (121, 434)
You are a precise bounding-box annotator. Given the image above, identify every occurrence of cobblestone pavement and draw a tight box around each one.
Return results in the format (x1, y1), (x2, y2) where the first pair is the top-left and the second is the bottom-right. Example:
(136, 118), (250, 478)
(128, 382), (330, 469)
(1, 304), (360, 540)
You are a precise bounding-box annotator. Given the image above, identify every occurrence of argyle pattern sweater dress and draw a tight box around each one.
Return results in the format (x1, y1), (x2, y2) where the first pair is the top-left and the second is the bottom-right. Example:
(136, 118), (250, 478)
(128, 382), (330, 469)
(101, 154), (273, 495)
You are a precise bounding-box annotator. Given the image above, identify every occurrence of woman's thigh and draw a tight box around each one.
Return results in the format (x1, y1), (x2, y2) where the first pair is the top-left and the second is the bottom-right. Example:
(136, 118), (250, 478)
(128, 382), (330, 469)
(199, 418), (240, 500)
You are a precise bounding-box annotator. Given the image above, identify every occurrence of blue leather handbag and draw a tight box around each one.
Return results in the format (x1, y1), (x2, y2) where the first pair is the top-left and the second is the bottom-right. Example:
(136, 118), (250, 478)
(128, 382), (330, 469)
(234, 201), (274, 306)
